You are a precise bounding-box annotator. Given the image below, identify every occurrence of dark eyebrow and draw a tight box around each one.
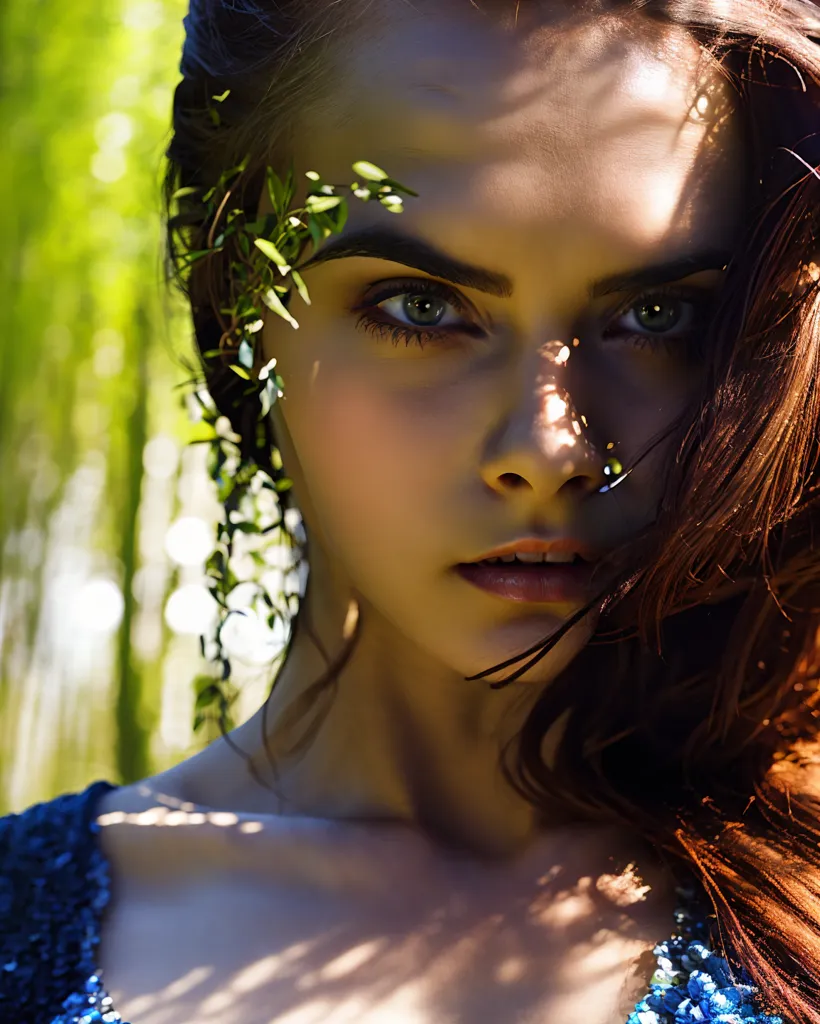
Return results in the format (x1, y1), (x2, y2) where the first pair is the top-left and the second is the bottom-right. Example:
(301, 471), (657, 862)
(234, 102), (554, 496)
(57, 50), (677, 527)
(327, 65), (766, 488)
(590, 250), (733, 298)
(296, 227), (513, 297)
(296, 226), (731, 300)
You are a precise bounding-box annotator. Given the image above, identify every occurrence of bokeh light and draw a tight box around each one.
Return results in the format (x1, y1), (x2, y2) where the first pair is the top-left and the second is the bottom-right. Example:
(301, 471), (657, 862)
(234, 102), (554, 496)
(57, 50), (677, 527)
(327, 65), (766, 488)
(143, 436), (179, 480)
(71, 578), (125, 633)
(164, 516), (214, 567)
(164, 584), (219, 635)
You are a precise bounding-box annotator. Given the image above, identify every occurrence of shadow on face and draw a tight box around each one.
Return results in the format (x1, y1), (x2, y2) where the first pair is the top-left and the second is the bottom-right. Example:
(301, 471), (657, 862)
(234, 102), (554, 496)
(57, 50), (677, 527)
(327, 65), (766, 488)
(260, 0), (747, 685)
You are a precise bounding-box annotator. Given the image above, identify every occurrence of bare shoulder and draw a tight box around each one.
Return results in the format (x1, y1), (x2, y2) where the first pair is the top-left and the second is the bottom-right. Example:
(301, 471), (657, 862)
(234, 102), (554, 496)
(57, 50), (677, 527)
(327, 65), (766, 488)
(93, 767), (246, 885)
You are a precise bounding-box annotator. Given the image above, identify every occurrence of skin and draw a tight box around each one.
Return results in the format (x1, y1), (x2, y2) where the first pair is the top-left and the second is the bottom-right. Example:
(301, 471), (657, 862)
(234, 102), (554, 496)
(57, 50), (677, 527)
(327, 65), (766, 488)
(118, 0), (746, 874)
(94, 4), (751, 1019)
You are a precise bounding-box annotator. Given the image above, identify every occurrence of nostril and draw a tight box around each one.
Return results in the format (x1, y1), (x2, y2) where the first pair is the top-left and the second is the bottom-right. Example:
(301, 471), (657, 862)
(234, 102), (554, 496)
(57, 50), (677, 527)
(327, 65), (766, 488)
(498, 473), (529, 490)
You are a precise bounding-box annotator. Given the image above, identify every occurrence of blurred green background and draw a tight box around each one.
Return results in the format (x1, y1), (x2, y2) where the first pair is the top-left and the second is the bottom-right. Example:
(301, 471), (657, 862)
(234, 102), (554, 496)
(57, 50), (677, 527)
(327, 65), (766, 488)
(0, 0), (286, 813)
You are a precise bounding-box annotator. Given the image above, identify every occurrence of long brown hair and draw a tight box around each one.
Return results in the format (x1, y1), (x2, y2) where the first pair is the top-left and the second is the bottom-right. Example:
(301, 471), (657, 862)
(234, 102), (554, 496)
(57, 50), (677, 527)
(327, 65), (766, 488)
(165, 1), (820, 1019)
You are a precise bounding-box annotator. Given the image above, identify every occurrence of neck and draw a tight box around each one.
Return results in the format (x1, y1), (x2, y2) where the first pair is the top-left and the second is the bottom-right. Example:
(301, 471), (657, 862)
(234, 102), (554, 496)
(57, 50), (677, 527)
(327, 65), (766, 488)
(181, 558), (571, 859)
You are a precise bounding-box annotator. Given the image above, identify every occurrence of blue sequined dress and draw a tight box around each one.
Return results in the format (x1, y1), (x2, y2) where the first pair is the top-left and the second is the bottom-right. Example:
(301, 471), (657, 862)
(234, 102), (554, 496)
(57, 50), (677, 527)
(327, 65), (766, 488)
(0, 781), (787, 1024)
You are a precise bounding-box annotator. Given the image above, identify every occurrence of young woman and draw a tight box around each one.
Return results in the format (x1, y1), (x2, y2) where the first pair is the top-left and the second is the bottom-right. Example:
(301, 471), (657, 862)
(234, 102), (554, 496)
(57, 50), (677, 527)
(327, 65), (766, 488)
(3, 0), (820, 1022)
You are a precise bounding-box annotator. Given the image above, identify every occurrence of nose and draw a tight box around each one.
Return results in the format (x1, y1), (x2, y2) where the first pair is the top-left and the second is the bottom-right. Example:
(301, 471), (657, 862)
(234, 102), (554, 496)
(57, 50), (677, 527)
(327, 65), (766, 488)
(479, 367), (606, 506)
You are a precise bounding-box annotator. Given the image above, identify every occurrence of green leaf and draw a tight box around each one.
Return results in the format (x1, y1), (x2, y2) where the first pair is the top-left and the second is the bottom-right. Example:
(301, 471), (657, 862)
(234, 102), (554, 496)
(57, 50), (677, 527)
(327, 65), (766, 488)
(229, 364), (251, 380)
(332, 199), (349, 234)
(234, 521), (262, 534)
(275, 477), (294, 492)
(254, 238), (291, 273)
(262, 289), (299, 329)
(290, 270), (311, 307)
(195, 685), (220, 710)
(381, 177), (419, 198)
(218, 477), (236, 503)
(306, 194), (342, 213)
(193, 672), (219, 694)
(212, 89), (231, 103)
(223, 156), (249, 179)
(352, 160), (388, 182)
(266, 168), (286, 216)
(173, 186), (199, 199)
(307, 218), (326, 251)
(182, 249), (217, 263)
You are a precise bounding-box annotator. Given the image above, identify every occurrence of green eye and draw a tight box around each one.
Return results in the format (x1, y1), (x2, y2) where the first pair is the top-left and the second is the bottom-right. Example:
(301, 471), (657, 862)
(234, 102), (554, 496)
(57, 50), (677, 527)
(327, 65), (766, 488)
(400, 294), (450, 327)
(619, 294), (697, 338)
(604, 285), (715, 356)
(630, 299), (679, 331)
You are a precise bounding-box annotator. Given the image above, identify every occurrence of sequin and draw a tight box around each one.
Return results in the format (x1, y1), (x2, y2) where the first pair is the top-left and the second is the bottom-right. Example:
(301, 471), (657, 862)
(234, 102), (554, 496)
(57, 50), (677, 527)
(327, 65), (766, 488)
(0, 782), (788, 1023)
(0, 781), (126, 1024)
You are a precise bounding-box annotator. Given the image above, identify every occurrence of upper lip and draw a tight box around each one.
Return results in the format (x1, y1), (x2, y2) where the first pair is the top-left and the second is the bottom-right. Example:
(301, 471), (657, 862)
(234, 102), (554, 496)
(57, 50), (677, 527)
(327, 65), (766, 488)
(464, 538), (602, 563)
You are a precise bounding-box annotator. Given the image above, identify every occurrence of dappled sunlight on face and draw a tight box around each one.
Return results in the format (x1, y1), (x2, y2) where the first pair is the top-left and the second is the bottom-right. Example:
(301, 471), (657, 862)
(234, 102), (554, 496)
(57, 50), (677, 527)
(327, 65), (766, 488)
(259, 0), (746, 690)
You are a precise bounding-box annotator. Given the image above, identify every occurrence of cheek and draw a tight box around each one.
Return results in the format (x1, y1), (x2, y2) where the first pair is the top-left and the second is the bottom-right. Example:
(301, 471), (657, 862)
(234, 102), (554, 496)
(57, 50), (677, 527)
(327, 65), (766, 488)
(282, 366), (464, 539)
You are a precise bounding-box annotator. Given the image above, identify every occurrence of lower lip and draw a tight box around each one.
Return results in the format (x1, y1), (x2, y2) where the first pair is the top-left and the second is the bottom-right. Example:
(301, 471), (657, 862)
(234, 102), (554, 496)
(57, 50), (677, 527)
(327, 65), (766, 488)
(455, 561), (601, 603)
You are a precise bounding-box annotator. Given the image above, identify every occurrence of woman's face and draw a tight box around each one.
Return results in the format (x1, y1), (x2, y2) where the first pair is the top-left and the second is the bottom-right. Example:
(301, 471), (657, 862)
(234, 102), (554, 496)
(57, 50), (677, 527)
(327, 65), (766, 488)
(262, 0), (746, 684)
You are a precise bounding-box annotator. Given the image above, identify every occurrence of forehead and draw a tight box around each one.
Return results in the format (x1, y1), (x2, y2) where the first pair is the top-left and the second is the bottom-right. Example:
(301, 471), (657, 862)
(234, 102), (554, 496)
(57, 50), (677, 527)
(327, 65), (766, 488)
(291, 0), (744, 293)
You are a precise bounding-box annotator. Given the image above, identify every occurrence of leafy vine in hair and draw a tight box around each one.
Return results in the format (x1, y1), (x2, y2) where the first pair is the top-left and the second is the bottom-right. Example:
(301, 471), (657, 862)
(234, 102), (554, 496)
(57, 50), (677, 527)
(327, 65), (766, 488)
(172, 90), (418, 736)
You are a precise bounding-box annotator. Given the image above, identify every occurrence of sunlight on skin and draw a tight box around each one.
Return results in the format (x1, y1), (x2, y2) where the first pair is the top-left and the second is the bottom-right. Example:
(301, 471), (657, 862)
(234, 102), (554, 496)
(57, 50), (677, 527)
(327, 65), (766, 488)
(274, 997), (375, 1024)
(93, 5), (751, 1018)
(494, 955), (527, 983)
(98, 808), (237, 828)
(230, 954), (288, 994)
(596, 863), (654, 907)
(124, 966), (214, 1019)
(97, 791), (669, 1022)
(529, 879), (606, 928)
(317, 941), (389, 981)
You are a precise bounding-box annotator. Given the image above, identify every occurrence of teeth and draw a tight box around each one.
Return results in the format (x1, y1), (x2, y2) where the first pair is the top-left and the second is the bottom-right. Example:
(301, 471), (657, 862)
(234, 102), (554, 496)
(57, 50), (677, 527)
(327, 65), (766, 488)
(544, 552), (578, 564)
(479, 551), (579, 565)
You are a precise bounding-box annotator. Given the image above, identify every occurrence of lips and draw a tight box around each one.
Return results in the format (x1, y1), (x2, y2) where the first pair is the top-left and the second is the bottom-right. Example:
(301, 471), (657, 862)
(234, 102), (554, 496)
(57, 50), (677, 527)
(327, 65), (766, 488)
(455, 559), (601, 603)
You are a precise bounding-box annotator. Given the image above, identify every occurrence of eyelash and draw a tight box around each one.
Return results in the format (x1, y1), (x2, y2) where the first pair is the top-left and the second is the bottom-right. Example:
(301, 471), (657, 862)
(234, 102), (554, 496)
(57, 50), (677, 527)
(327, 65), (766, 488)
(352, 279), (484, 350)
(352, 277), (714, 355)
